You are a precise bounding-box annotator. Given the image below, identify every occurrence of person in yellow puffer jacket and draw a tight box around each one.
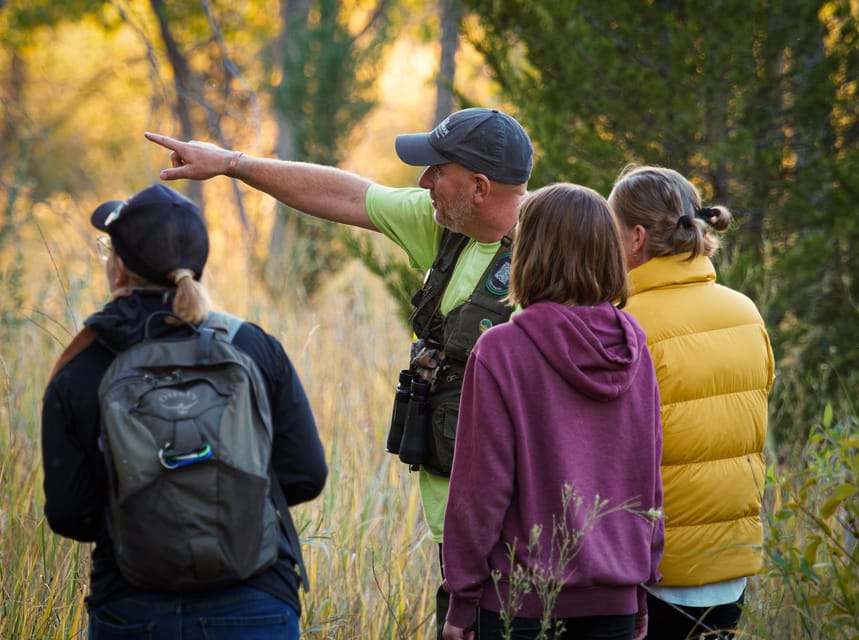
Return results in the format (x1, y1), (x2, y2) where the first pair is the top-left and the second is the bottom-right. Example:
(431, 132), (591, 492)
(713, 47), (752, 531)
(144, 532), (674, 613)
(608, 165), (775, 640)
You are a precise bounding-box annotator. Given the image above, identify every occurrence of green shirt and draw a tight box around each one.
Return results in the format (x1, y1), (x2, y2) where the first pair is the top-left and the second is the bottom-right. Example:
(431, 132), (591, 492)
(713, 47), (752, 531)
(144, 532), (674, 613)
(366, 184), (502, 541)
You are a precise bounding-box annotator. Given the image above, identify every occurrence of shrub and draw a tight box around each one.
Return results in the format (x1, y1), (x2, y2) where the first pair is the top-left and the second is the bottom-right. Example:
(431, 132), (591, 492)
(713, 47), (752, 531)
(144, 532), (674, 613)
(752, 405), (858, 639)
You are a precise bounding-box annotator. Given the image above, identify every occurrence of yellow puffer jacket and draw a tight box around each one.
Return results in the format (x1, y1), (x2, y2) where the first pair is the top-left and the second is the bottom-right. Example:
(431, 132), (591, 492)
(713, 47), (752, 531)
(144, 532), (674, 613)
(626, 254), (774, 586)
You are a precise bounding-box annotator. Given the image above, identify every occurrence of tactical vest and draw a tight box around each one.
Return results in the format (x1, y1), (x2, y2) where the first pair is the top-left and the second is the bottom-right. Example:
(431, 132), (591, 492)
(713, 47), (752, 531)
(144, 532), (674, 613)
(408, 228), (514, 476)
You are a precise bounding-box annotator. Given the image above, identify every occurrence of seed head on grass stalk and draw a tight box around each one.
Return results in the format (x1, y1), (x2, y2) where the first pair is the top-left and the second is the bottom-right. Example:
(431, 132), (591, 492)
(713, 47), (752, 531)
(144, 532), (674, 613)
(492, 484), (663, 640)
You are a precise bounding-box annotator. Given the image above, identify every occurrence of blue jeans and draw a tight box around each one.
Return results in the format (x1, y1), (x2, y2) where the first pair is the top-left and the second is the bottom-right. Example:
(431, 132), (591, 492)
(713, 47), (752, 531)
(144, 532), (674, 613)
(89, 585), (299, 640)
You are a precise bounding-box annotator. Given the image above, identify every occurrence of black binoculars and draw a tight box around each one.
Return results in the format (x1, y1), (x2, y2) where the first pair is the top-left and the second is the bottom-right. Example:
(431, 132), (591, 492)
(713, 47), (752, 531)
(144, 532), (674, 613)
(386, 370), (430, 468)
(386, 370), (412, 454)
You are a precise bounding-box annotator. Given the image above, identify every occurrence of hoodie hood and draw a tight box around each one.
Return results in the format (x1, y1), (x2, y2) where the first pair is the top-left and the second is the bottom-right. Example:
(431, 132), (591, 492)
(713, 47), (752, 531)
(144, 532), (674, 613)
(84, 290), (190, 353)
(512, 301), (645, 402)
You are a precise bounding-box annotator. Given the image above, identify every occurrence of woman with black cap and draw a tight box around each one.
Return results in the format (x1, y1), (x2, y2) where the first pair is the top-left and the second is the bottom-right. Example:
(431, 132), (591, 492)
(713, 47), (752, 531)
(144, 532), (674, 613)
(41, 183), (327, 640)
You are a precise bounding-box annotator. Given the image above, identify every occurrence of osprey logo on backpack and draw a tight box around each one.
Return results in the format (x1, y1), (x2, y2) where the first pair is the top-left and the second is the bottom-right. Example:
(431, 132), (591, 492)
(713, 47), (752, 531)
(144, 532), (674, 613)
(98, 311), (282, 591)
(157, 389), (200, 415)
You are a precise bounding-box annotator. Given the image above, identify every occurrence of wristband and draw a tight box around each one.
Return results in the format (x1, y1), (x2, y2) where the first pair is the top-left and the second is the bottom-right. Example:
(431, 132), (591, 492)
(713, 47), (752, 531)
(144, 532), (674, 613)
(226, 151), (243, 177)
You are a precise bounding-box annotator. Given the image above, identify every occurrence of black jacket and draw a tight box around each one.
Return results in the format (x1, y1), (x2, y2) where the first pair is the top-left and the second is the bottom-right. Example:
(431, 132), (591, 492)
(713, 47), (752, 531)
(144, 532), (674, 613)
(41, 290), (327, 613)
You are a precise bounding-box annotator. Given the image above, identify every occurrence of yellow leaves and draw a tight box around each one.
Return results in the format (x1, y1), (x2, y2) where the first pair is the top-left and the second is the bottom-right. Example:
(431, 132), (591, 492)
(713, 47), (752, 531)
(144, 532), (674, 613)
(821, 482), (858, 519)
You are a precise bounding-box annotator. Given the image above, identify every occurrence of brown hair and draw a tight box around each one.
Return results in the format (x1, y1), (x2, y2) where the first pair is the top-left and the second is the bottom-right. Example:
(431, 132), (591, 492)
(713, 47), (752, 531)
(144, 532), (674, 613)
(608, 164), (732, 259)
(509, 183), (628, 309)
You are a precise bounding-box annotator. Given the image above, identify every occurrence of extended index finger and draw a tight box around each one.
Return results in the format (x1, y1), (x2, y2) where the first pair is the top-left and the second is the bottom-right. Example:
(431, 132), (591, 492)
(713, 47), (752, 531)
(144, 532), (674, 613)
(144, 131), (181, 151)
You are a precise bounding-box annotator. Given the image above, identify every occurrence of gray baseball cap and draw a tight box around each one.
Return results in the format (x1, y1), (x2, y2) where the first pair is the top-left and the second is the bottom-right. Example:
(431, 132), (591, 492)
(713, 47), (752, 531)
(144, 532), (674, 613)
(395, 108), (533, 185)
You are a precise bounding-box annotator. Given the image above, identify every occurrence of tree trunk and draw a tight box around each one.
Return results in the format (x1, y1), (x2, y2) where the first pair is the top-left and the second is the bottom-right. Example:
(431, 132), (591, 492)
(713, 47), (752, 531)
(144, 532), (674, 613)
(435, 0), (462, 123)
(150, 0), (204, 213)
(265, 0), (311, 298)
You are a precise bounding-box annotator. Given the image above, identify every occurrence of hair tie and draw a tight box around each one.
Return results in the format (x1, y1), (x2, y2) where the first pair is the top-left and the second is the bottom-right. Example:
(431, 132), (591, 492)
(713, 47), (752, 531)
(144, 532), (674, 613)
(173, 268), (195, 285)
(695, 206), (719, 223)
(676, 214), (694, 230)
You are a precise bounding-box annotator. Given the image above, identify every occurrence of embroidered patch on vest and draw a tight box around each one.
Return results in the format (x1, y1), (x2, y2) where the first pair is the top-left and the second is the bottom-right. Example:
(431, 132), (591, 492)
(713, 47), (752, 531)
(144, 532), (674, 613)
(479, 318), (494, 332)
(485, 252), (512, 296)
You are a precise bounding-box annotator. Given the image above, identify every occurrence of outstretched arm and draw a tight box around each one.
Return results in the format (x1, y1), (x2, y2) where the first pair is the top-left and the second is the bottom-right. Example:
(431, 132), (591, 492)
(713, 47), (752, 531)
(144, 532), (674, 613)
(144, 132), (377, 230)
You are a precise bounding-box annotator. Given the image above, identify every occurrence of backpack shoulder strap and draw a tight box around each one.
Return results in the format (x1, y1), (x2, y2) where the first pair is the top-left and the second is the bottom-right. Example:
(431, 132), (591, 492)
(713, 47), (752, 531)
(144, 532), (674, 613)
(193, 311), (245, 365)
(201, 310), (245, 343)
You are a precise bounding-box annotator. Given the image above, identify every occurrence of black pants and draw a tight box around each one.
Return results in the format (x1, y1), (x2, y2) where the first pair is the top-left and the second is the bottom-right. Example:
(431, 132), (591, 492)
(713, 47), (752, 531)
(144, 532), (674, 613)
(475, 608), (635, 640)
(644, 591), (744, 639)
(437, 544), (449, 640)
(437, 544), (635, 640)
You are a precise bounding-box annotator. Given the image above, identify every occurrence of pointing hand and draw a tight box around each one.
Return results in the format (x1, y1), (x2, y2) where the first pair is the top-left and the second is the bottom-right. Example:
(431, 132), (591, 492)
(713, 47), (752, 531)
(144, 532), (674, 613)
(144, 132), (236, 181)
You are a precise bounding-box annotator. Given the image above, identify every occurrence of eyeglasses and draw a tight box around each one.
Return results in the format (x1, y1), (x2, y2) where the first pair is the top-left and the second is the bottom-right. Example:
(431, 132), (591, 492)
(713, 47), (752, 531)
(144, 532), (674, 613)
(96, 235), (113, 262)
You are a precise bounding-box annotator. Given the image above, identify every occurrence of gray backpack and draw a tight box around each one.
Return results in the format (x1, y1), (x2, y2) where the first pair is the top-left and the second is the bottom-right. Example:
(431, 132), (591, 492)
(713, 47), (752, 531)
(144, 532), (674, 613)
(98, 311), (305, 590)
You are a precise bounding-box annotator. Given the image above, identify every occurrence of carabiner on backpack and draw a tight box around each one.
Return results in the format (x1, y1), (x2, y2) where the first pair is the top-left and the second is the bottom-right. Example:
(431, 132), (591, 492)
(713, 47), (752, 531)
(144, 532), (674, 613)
(158, 441), (213, 469)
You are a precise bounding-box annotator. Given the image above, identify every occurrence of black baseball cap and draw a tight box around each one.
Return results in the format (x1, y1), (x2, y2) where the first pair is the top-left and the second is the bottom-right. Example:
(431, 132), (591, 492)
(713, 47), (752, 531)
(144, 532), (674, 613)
(394, 108), (534, 185)
(91, 183), (209, 287)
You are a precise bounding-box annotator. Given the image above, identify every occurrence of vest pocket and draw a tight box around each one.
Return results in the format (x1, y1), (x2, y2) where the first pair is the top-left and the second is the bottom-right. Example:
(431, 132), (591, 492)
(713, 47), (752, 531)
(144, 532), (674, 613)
(426, 382), (461, 475)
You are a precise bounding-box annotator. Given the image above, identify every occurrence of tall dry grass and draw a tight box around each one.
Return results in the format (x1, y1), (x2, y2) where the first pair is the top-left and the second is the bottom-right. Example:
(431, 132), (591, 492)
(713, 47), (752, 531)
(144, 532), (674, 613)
(1, 216), (856, 639)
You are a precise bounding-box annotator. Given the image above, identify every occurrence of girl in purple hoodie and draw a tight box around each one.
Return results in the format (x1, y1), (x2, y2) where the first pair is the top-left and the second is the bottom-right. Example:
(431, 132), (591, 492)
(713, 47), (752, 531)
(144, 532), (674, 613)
(441, 183), (664, 640)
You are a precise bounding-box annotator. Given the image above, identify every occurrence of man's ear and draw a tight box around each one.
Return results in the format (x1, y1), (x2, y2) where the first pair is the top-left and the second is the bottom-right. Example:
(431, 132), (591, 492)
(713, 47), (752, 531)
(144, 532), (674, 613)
(473, 173), (491, 201)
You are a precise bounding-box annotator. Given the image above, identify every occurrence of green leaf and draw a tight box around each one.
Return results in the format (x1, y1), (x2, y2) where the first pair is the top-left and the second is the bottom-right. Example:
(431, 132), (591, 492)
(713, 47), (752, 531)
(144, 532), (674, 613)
(803, 538), (821, 567)
(823, 403), (834, 428)
(822, 483), (858, 518)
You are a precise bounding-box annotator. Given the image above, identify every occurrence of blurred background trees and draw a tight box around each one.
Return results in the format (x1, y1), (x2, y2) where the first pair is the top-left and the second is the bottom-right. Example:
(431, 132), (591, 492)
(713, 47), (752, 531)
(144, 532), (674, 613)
(1, 0), (857, 445)
(460, 0), (859, 444)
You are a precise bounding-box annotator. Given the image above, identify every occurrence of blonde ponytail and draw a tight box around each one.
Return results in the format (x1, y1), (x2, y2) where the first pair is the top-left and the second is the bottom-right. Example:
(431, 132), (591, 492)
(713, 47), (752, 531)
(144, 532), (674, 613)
(170, 269), (211, 325)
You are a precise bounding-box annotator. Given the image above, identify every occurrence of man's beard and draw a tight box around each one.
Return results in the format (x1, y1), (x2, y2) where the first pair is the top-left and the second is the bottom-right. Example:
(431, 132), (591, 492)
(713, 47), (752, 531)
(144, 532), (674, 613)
(434, 191), (475, 234)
